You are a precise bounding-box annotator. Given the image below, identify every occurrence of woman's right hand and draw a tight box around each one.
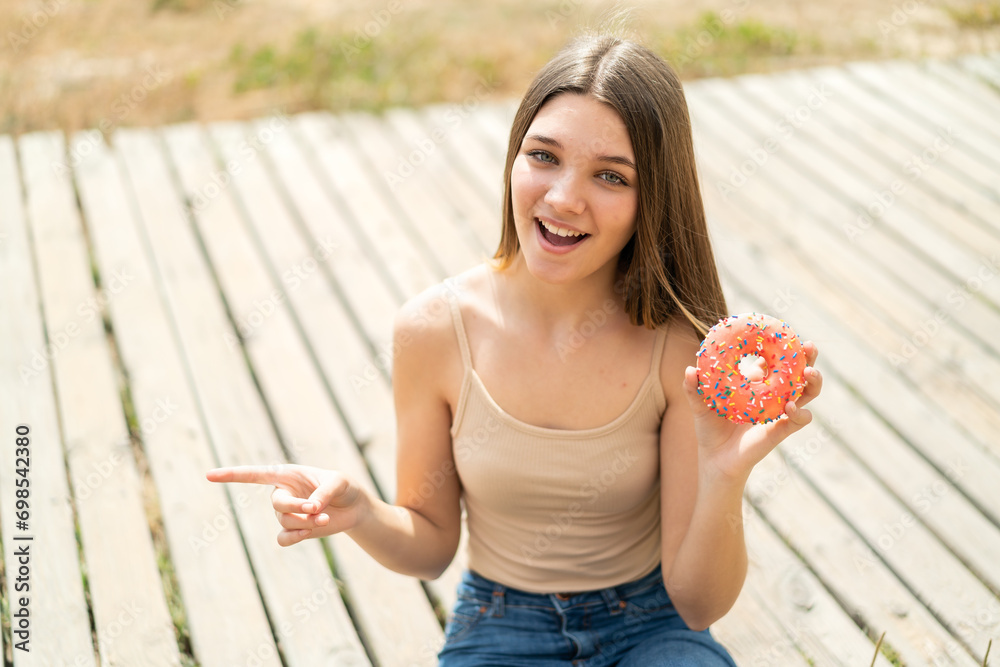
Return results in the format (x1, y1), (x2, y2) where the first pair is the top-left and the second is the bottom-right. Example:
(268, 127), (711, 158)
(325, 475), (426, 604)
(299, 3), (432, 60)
(206, 464), (368, 546)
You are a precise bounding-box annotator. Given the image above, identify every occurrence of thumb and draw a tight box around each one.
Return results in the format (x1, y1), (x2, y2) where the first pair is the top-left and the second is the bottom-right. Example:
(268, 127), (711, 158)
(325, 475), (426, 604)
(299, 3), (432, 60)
(302, 474), (348, 514)
(683, 365), (717, 420)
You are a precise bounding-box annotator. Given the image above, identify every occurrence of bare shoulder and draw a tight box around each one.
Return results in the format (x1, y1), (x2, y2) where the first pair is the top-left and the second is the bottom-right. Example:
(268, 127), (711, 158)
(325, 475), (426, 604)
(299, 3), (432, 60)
(659, 313), (703, 403)
(391, 264), (488, 398)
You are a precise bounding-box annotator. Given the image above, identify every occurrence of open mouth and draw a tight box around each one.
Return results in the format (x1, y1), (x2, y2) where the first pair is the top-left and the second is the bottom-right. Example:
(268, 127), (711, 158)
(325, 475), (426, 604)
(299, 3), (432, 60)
(536, 218), (589, 247)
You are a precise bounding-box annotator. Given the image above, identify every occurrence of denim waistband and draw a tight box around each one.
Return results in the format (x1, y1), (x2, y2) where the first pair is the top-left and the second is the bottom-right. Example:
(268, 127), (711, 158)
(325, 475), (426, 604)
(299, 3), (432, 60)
(461, 563), (666, 616)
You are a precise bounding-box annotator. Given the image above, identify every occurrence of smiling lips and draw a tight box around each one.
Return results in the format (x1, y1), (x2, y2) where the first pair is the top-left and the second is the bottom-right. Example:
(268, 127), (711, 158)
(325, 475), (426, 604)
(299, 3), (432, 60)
(536, 218), (589, 247)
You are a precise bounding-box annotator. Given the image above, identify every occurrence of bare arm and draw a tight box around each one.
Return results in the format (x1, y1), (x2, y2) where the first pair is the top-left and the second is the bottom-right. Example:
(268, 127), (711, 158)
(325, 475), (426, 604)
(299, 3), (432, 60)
(207, 284), (464, 580)
(345, 286), (463, 579)
(658, 321), (821, 630)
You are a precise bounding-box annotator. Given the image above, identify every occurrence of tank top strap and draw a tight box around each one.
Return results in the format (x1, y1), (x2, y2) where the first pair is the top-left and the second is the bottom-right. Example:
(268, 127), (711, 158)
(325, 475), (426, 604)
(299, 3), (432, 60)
(648, 325), (669, 415)
(444, 278), (473, 371)
(650, 325), (668, 373)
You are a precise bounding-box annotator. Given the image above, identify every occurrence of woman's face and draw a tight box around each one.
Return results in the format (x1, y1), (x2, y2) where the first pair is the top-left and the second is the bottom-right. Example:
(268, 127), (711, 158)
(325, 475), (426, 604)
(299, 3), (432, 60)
(510, 93), (638, 286)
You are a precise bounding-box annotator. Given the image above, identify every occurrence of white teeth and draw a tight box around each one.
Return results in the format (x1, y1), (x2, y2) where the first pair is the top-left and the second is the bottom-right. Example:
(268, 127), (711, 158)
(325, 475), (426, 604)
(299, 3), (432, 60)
(540, 219), (584, 237)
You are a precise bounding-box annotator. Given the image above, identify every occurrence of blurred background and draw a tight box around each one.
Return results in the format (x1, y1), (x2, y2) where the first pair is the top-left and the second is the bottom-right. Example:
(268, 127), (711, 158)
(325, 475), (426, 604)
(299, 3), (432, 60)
(3, 0), (1000, 136)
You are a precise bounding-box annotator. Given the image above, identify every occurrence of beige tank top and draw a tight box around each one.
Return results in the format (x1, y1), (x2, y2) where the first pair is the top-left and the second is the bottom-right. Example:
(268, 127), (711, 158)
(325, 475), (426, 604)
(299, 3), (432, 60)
(445, 278), (667, 593)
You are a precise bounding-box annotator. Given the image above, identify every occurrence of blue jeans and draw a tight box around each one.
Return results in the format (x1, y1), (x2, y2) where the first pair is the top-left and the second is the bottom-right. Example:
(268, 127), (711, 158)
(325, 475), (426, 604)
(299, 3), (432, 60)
(437, 564), (737, 666)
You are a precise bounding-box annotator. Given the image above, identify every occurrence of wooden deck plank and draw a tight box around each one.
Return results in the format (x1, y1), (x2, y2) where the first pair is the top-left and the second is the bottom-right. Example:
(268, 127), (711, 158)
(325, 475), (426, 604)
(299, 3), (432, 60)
(422, 104), (505, 215)
(335, 111), (487, 278)
(839, 63), (1000, 196)
(753, 68), (1000, 250)
(0, 135), (96, 667)
(700, 137), (995, 656)
(778, 67), (1000, 351)
(249, 117), (401, 500)
(18, 131), (182, 667)
(696, 77), (1000, 317)
(725, 71), (1000, 452)
(717, 503), (890, 666)
(686, 88), (1000, 525)
(692, 127), (998, 660)
(921, 59), (1000, 118)
(203, 120), (395, 494)
(959, 54), (1000, 96)
(735, 409), (974, 664)
(383, 108), (499, 254)
(466, 102), (515, 162)
(116, 126), (359, 667)
(764, 66), (1000, 260)
(170, 120), (443, 666)
(74, 129), (282, 667)
(292, 114), (443, 297)
(254, 116), (398, 358)
(803, 65), (1000, 224)
(700, 87), (995, 656)
(713, 200), (1000, 654)
(870, 61), (1000, 147)
(692, 139), (1000, 597)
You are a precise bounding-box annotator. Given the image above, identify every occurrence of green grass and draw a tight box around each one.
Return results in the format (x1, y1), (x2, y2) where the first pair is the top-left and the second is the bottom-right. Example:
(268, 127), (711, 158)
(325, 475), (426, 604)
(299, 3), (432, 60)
(225, 10), (820, 112)
(654, 11), (815, 77)
(947, 2), (1000, 27)
(229, 23), (500, 113)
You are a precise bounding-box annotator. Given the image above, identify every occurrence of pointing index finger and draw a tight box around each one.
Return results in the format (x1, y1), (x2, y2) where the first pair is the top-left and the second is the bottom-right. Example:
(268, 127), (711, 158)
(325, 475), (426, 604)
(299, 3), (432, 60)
(206, 465), (287, 485)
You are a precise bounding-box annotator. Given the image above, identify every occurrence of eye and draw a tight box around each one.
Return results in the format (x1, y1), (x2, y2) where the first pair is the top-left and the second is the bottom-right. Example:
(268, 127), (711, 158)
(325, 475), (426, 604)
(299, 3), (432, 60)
(526, 149), (556, 164)
(599, 171), (629, 186)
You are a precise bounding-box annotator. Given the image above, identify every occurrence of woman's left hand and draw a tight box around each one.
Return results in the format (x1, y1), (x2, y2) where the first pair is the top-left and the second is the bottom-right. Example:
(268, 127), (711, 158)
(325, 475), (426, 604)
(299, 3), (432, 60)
(682, 341), (822, 483)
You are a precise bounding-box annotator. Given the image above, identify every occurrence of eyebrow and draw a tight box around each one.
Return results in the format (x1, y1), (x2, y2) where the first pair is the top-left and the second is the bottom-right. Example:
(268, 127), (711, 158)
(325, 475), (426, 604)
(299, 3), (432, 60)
(525, 134), (637, 172)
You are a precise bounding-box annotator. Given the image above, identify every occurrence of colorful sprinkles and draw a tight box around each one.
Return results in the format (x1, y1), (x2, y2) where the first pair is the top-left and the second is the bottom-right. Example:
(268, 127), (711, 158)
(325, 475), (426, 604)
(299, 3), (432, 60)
(695, 312), (807, 425)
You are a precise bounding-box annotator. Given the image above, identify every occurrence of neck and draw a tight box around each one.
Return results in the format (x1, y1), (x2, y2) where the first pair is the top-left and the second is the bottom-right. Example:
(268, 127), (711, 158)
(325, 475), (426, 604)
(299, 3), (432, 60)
(494, 253), (626, 335)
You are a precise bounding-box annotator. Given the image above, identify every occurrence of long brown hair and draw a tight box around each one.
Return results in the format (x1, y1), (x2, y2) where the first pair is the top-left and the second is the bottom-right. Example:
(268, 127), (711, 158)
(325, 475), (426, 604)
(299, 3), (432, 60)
(491, 34), (727, 337)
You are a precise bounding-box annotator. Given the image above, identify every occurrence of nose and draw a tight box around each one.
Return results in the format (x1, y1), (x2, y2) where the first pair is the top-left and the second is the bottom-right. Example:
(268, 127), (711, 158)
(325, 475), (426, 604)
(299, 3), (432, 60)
(543, 169), (585, 216)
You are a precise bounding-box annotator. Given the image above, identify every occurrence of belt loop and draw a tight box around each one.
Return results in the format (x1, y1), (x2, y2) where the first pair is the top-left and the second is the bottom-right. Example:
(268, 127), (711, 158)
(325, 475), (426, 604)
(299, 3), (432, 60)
(601, 585), (625, 616)
(491, 583), (505, 618)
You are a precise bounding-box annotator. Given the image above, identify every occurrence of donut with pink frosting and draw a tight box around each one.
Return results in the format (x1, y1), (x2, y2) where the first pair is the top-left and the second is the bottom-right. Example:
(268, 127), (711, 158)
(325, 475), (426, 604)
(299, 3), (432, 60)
(695, 313), (807, 424)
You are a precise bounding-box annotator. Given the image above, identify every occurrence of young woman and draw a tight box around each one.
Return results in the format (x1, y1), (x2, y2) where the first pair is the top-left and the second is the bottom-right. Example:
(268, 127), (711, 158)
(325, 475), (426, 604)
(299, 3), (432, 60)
(208, 33), (821, 666)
